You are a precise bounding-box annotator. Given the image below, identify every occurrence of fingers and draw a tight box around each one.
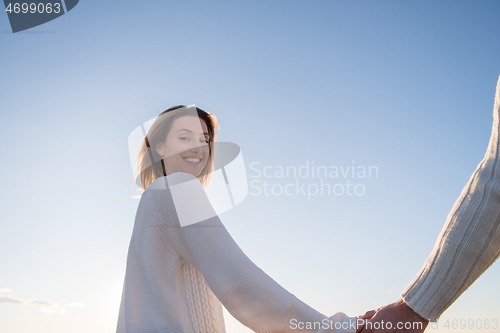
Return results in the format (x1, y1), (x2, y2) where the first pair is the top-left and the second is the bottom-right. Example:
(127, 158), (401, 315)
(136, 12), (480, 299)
(358, 310), (377, 319)
(357, 310), (377, 333)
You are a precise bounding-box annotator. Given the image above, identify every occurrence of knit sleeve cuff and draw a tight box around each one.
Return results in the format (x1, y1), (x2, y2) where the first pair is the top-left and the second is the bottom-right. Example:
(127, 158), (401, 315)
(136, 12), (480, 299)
(400, 278), (441, 322)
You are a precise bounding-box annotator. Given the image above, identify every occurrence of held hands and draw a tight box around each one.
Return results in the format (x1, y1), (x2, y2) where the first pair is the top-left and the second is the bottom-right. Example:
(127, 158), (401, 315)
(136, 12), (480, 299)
(356, 299), (429, 333)
(318, 299), (428, 333)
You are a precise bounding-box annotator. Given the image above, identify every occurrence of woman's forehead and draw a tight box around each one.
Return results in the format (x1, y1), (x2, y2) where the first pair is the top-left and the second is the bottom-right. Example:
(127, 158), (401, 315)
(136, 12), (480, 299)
(171, 116), (208, 133)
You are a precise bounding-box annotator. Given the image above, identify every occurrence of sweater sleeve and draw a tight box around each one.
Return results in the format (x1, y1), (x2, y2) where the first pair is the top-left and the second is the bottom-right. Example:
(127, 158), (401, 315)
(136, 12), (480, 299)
(401, 75), (500, 322)
(147, 173), (329, 333)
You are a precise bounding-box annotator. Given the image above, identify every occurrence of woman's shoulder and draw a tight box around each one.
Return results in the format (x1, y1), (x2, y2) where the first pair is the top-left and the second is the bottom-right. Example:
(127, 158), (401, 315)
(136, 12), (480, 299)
(141, 173), (193, 207)
(139, 172), (205, 213)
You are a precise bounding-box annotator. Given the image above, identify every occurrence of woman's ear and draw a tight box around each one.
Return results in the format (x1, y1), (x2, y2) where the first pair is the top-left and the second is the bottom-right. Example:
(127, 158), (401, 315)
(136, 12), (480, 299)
(155, 142), (164, 157)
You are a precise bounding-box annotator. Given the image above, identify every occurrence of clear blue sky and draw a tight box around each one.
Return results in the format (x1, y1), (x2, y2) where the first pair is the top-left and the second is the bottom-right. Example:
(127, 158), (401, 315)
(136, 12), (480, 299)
(1, 1), (500, 332)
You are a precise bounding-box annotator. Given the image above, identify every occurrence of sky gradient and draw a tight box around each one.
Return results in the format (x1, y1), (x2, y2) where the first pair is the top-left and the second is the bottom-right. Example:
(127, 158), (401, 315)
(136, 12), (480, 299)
(1, 1), (500, 332)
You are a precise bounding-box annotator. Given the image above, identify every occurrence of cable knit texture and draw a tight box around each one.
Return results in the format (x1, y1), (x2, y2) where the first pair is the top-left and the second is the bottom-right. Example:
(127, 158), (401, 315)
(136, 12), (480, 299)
(116, 172), (330, 333)
(181, 261), (226, 332)
(401, 75), (500, 322)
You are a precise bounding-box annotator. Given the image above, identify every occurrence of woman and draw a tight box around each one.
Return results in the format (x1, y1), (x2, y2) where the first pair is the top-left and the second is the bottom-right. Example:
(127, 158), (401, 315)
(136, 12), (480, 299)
(116, 105), (361, 333)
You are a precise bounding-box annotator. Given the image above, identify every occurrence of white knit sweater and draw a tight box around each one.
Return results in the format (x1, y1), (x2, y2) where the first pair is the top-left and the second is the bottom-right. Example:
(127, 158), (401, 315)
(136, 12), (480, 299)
(116, 172), (340, 333)
(402, 75), (500, 322)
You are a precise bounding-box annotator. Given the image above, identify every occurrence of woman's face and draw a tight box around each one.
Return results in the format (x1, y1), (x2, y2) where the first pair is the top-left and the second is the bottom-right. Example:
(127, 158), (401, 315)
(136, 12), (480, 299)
(156, 116), (210, 177)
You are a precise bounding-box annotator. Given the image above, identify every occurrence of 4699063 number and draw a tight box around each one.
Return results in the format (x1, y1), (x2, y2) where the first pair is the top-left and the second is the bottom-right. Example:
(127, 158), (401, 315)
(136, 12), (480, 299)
(434, 318), (499, 330)
(5, 2), (61, 14)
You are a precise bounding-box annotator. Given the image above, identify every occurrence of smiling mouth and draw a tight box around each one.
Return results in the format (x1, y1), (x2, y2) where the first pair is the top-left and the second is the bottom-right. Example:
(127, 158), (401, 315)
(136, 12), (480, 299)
(183, 157), (201, 164)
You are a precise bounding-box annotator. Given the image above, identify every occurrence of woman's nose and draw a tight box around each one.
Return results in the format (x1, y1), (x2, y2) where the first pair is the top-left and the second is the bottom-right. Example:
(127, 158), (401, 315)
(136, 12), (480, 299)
(189, 143), (202, 152)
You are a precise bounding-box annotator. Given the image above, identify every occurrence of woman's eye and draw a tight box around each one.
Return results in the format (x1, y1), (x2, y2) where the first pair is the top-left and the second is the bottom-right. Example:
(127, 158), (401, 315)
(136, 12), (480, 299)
(201, 139), (209, 144)
(179, 137), (189, 141)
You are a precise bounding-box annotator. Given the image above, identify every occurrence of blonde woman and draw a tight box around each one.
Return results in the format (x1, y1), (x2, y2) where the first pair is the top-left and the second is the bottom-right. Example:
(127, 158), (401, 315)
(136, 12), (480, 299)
(116, 105), (361, 333)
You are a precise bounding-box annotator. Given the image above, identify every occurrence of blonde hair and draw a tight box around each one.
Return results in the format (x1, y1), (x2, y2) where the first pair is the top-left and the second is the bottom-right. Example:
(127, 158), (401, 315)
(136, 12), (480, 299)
(135, 105), (219, 191)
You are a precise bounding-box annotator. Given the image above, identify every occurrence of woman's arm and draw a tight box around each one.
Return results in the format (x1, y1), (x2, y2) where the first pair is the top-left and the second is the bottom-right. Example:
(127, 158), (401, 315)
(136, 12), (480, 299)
(147, 173), (329, 333)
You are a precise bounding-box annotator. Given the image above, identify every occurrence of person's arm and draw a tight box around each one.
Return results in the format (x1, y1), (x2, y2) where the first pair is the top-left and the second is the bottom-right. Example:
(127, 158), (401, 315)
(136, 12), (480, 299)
(401, 75), (500, 322)
(358, 74), (500, 333)
(147, 173), (329, 333)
